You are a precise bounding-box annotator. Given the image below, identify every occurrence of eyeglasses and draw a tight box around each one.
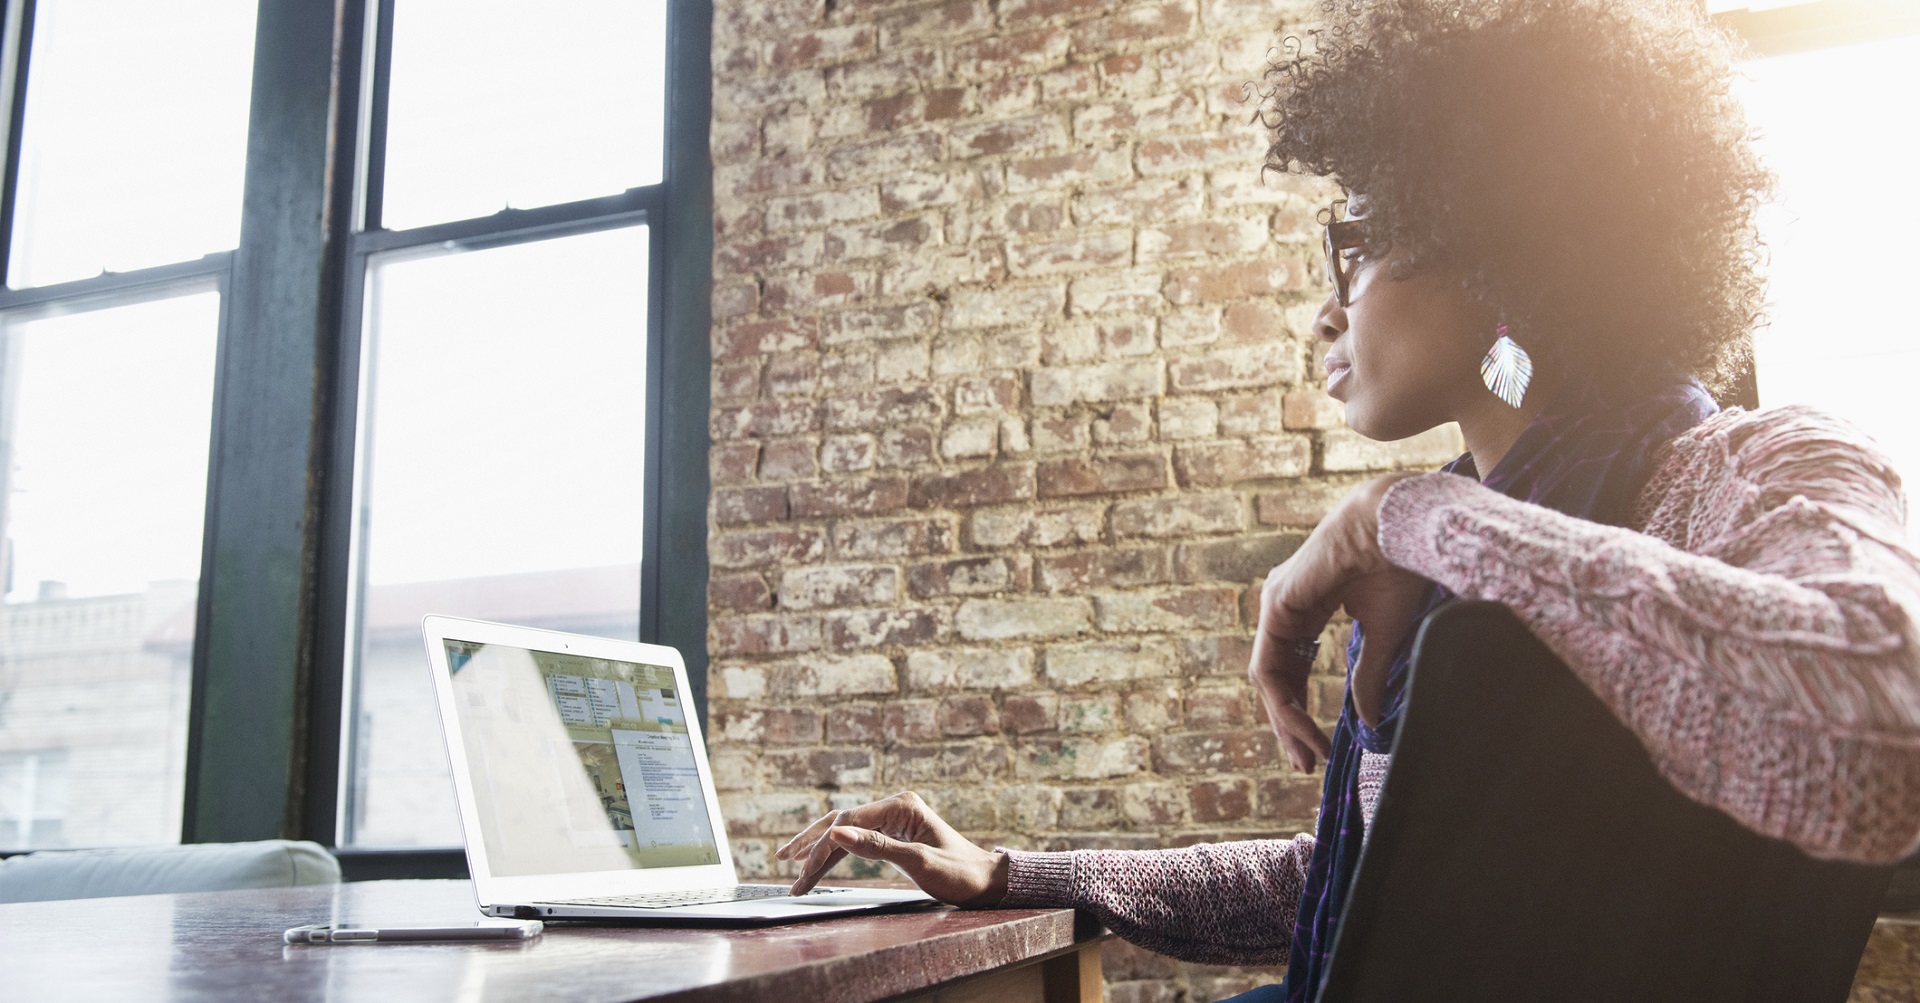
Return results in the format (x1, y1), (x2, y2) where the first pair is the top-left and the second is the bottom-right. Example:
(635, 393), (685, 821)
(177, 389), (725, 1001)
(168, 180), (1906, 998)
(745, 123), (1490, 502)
(1322, 200), (1367, 308)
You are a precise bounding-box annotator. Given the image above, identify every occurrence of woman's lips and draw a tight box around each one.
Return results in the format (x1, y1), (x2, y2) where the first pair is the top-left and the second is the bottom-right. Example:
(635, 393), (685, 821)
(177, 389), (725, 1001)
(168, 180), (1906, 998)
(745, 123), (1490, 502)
(1326, 360), (1351, 395)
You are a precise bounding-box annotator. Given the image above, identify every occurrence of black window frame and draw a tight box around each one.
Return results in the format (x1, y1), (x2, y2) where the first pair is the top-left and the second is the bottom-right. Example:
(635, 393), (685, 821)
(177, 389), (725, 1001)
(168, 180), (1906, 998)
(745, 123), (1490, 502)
(0, 0), (711, 877)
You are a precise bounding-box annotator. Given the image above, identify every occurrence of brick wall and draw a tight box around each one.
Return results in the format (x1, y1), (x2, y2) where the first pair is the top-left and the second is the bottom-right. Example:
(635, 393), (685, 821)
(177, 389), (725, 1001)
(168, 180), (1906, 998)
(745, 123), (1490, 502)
(704, 1), (1463, 999)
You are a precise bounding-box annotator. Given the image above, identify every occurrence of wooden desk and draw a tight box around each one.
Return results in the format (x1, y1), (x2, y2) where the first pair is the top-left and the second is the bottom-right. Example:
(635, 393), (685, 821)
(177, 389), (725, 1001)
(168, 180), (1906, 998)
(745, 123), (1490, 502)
(0, 879), (1107, 1002)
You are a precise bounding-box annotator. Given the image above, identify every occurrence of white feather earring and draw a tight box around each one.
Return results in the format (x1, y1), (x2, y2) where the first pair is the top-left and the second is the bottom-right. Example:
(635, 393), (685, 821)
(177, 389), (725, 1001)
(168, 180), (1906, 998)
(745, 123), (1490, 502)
(1480, 325), (1533, 409)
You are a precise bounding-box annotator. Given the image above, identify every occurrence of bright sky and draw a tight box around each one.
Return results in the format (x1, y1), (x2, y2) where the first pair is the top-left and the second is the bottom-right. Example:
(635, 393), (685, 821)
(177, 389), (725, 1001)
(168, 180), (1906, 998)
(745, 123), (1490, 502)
(1737, 32), (1920, 523)
(357, 227), (650, 587)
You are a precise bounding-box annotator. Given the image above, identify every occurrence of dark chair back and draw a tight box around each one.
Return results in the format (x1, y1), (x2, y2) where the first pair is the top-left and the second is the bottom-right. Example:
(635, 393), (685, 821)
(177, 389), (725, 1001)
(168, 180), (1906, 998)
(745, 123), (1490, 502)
(1319, 601), (1891, 1002)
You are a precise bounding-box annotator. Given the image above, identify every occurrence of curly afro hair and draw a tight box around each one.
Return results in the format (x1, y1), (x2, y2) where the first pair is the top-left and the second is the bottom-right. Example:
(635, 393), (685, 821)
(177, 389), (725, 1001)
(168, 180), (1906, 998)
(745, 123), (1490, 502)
(1262, 0), (1773, 402)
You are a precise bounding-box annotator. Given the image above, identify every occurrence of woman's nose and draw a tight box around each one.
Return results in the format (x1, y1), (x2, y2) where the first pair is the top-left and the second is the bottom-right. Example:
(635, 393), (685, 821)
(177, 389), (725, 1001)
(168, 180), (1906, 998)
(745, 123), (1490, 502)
(1313, 291), (1346, 343)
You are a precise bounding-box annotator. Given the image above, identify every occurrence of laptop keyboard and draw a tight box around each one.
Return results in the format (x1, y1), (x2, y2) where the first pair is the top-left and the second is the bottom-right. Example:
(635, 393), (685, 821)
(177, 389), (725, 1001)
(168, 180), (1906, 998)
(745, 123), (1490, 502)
(555, 885), (829, 910)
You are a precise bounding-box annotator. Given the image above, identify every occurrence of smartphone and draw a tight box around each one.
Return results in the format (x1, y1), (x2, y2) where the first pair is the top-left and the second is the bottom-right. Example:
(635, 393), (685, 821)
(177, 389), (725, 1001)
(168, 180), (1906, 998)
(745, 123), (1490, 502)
(283, 920), (543, 945)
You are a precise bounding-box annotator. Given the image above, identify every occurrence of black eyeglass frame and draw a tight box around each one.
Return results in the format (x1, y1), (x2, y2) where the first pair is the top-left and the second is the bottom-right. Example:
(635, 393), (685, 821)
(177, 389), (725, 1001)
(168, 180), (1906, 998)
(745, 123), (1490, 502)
(1323, 209), (1367, 308)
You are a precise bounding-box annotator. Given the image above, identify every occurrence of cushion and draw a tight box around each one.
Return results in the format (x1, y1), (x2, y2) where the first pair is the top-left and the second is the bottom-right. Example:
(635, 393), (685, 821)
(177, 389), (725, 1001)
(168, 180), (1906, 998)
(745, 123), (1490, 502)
(0, 839), (340, 903)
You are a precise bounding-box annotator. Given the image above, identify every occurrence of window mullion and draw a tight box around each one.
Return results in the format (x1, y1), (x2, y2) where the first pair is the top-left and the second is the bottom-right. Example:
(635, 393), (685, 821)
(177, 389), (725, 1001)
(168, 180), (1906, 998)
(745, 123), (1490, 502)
(182, 0), (359, 844)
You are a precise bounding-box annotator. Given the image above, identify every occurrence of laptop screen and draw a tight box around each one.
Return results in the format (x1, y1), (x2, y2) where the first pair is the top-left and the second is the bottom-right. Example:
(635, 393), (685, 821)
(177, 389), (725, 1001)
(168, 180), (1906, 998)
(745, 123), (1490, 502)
(442, 637), (722, 878)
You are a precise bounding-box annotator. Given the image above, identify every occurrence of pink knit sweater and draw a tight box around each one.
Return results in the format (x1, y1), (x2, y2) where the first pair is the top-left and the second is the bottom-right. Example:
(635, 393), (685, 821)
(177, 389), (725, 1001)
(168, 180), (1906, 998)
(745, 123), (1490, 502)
(998, 404), (1920, 966)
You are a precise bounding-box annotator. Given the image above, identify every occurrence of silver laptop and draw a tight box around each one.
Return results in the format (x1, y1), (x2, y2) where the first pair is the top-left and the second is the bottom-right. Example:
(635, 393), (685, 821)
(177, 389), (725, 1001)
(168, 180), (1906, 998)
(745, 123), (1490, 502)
(421, 615), (934, 922)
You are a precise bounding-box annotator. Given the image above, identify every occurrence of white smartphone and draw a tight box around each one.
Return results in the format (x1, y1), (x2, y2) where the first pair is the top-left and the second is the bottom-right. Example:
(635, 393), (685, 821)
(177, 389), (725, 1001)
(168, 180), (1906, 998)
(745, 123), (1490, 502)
(283, 920), (543, 945)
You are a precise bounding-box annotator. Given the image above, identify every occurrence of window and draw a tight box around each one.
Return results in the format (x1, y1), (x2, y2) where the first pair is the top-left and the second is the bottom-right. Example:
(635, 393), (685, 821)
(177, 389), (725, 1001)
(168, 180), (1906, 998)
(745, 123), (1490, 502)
(0, 0), (255, 851)
(0, 749), (67, 849)
(1716, 2), (1920, 522)
(0, 0), (710, 862)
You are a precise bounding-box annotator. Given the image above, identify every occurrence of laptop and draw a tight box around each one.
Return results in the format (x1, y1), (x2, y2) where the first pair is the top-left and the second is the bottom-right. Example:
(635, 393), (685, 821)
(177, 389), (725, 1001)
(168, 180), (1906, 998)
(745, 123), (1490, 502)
(421, 615), (935, 922)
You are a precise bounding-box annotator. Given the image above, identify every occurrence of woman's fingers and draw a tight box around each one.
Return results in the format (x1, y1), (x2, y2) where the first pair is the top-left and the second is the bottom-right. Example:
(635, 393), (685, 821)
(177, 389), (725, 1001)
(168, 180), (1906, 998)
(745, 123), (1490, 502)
(827, 825), (927, 870)
(789, 843), (849, 896)
(775, 808), (843, 861)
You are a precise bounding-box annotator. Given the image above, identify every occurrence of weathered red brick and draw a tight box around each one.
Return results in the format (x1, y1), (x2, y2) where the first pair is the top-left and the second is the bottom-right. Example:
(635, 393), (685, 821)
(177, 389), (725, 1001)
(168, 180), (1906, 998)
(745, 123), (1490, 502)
(790, 476), (910, 518)
(1109, 493), (1242, 538)
(759, 439), (819, 481)
(764, 354), (819, 397)
(826, 130), (946, 183)
(1167, 342), (1304, 393)
(1189, 779), (1253, 822)
(1174, 533), (1308, 584)
(711, 400), (821, 440)
(955, 597), (1092, 641)
(832, 517), (955, 559)
(1093, 586), (1240, 632)
(709, 573), (774, 613)
(712, 358), (762, 402)
(1151, 730), (1277, 773)
(779, 565), (898, 610)
(877, 0), (994, 47)
(1185, 684), (1253, 728)
(1163, 258), (1307, 306)
(710, 442), (760, 486)
(769, 23), (875, 70)
(939, 695), (1000, 736)
(820, 435), (876, 475)
(999, 0), (1107, 25)
(1257, 775), (1322, 823)
(1007, 228), (1134, 276)
(763, 270), (872, 316)
(825, 386), (945, 431)
(763, 748), (875, 788)
(951, 26), (1070, 82)
(969, 504), (1104, 549)
(1138, 216), (1270, 263)
(1006, 146), (1133, 194)
(1073, 89), (1206, 142)
(714, 485), (790, 525)
(908, 463), (1036, 508)
(1180, 635), (1256, 677)
(1255, 477), (1365, 528)
(883, 700), (941, 742)
(877, 427), (936, 467)
(1137, 134), (1249, 176)
(1036, 453), (1169, 497)
(709, 615), (824, 655)
(714, 707), (824, 745)
(823, 215), (938, 262)
(1219, 300), (1289, 343)
(711, 528), (827, 569)
(827, 607), (949, 649)
(1283, 388), (1346, 430)
(1034, 547), (1168, 593)
(1003, 693), (1060, 734)
(1069, 0), (1197, 52)
(822, 302), (938, 345)
(953, 114), (1070, 160)
(1173, 437), (1311, 487)
(888, 740), (1012, 783)
(907, 555), (1028, 597)
(826, 702), (882, 743)
(1014, 736), (1150, 780)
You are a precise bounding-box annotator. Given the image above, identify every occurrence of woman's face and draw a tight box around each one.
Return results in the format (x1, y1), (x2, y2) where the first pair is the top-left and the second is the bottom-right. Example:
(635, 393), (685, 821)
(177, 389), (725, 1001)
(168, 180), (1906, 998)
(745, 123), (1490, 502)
(1314, 208), (1494, 441)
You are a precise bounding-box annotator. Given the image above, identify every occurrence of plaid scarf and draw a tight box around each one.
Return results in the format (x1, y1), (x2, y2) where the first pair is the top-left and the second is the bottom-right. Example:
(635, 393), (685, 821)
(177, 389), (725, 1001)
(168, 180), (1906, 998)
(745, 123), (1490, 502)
(1280, 376), (1722, 1002)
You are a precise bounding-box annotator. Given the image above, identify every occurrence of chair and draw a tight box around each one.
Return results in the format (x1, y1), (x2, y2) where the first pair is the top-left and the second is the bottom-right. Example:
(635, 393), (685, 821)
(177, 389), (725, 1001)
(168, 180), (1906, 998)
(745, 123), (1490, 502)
(1320, 601), (1892, 1003)
(0, 839), (340, 903)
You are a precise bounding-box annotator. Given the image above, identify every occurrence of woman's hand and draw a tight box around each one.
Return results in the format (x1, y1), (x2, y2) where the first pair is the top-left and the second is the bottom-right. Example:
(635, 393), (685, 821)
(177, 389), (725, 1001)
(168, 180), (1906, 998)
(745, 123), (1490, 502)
(1249, 472), (1431, 772)
(774, 791), (1009, 905)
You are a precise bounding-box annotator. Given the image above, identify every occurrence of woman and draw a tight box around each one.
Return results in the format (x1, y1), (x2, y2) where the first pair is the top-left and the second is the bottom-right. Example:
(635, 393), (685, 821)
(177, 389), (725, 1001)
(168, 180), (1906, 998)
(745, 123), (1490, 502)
(777, 1), (1920, 999)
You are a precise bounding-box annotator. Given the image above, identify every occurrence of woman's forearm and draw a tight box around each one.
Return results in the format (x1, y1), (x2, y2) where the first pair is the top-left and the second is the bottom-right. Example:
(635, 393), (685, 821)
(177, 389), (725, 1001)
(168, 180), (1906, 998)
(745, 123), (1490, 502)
(998, 835), (1316, 966)
(1376, 412), (1920, 862)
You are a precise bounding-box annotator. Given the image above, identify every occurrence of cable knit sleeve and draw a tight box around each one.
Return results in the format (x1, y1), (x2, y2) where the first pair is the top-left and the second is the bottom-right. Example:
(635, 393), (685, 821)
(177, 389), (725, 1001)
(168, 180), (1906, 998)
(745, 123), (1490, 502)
(1375, 405), (1920, 863)
(997, 834), (1315, 965)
